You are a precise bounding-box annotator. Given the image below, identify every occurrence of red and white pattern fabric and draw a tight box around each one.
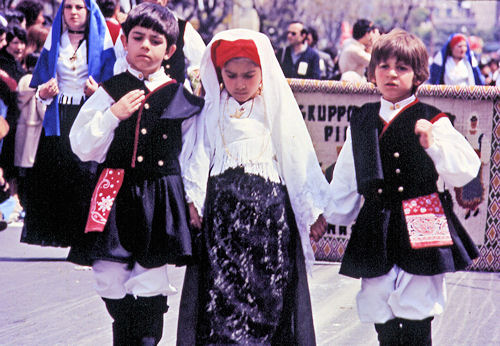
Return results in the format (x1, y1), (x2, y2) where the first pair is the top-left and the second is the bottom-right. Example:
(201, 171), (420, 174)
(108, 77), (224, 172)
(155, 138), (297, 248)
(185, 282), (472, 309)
(85, 168), (125, 233)
(402, 192), (453, 249)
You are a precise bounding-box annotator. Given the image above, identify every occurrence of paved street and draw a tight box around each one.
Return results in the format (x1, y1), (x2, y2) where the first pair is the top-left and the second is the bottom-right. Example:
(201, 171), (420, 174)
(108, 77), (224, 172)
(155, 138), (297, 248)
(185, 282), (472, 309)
(1, 223), (499, 345)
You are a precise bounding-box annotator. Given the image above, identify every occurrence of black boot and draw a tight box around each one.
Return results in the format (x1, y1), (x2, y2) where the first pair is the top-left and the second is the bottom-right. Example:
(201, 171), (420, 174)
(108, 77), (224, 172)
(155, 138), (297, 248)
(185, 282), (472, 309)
(132, 295), (169, 346)
(102, 295), (136, 346)
(400, 317), (433, 346)
(374, 318), (402, 346)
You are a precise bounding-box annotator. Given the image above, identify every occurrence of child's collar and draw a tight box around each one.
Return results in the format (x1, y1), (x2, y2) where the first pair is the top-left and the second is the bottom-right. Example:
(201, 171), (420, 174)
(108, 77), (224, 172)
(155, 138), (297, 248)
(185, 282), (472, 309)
(127, 65), (167, 83)
(380, 95), (416, 112)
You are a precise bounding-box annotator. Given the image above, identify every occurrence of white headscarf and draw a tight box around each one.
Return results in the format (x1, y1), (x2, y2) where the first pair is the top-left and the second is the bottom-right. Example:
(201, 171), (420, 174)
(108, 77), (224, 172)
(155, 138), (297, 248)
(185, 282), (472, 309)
(183, 29), (331, 271)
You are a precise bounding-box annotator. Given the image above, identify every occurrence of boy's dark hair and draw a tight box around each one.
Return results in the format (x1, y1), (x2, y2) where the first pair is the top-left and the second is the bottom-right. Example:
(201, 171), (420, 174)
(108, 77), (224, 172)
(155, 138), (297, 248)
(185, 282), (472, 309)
(96, 0), (118, 19)
(15, 0), (44, 27)
(6, 24), (27, 44)
(367, 28), (429, 89)
(122, 3), (178, 48)
(353, 19), (374, 40)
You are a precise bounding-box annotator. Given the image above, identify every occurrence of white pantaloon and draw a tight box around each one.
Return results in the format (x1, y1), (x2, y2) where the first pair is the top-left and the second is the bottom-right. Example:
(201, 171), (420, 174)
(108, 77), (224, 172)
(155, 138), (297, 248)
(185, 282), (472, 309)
(356, 265), (446, 323)
(93, 260), (178, 299)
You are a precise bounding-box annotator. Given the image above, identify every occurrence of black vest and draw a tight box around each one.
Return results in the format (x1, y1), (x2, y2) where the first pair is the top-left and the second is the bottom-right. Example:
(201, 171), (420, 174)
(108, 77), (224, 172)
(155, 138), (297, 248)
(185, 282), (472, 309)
(101, 72), (204, 176)
(351, 101), (443, 204)
(162, 18), (186, 83)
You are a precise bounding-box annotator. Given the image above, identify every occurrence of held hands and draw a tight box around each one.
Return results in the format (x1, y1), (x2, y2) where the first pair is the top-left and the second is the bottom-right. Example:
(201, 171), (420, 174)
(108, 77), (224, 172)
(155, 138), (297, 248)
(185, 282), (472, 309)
(84, 76), (98, 97)
(415, 119), (434, 149)
(110, 89), (145, 121)
(188, 202), (202, 229)
(39, 78), (59, 100)
(310, 214), (327, 242)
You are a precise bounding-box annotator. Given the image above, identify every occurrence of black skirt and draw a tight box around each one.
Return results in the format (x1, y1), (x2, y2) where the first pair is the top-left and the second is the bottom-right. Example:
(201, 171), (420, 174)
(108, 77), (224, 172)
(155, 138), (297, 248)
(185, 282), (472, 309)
(67, 171), (193, 268)
(21, 103), (97, 247)
(339, 190), (479, 278)
(177, 167), (316, 345)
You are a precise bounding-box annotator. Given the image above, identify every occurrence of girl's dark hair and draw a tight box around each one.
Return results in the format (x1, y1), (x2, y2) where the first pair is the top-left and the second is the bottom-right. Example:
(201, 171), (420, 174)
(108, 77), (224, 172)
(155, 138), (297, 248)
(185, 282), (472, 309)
(96, 0), (118, 19)
(122, 3), (178, 47)
(15, 0), (44, 27)
(6, 24), (27, 44)
(367, 28), (429, 88)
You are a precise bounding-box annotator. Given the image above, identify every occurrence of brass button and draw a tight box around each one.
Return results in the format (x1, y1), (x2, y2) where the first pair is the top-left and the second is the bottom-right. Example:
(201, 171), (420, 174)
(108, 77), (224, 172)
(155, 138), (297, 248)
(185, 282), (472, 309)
(138, 73), (143, 79)
(141, 128), (147, 135)
(158, 160), (164, 166)
(395, 168), (401, 174)
(137, 155), (143, 163)
(377, 188), (383, 194)
(144, 103), (150, 110)
(162, 134), (168, 139)
(398, 186), (404, 192)
(393, 152), (400, 158)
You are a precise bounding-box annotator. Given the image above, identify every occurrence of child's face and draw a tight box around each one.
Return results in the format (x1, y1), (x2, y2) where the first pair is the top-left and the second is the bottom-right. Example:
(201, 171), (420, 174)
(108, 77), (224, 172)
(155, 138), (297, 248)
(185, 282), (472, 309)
(64, 0), (88, 32)
(123, 26), (175, 78)
(374, 56), (417, 104)
(6, 37), (25, 62)
(221, 58), (262, 104)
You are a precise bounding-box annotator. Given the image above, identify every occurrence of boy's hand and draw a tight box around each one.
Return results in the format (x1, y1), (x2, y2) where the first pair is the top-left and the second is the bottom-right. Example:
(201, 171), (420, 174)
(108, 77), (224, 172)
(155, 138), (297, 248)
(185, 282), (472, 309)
(310, 214), (327, 242)
(110, 89), (145, 121)
(84, 76), (98, 97)
(39, 78), (59, 100)
(188, 202), (202, 229)
(415, 119), (434, 149)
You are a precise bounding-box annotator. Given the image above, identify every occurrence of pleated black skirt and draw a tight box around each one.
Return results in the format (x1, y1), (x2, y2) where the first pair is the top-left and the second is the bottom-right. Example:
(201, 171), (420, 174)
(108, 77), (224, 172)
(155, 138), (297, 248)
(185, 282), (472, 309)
(21, 103), (97, 247)
(67, 171), (193, 268)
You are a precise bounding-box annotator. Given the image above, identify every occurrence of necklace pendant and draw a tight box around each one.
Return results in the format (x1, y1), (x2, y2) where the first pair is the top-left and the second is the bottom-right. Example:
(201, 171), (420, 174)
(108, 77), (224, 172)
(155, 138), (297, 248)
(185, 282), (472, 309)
(69, 55), (77, 63)
(230, 107), (245, 119)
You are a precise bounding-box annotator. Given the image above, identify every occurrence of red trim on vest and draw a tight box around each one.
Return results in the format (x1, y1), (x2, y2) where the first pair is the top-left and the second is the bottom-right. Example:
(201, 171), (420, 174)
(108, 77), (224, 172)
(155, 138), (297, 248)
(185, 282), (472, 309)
(430, 112), (448, 124)
(131, 80), (176, 168)
(379, 98), (420, 139)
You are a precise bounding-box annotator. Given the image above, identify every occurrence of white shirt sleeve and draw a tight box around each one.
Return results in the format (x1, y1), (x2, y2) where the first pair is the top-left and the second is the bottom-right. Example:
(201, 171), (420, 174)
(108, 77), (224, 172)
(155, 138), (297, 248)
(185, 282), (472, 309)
(183, 21), (206, 74)
(69, 86), (120, 163)
(425, 116), (481, 187)
(323, 127), (363, 225)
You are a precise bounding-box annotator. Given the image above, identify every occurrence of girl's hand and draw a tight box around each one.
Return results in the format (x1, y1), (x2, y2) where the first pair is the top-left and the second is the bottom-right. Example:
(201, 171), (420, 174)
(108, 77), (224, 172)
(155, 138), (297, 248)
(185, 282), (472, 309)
(39, 78), (59, 100)
(188, 202), (202, 229)
(84, 76), (98, 97)
(310, 214), (327, 242)
(110, 89), (145, 121)
(415, 119), (434, 149)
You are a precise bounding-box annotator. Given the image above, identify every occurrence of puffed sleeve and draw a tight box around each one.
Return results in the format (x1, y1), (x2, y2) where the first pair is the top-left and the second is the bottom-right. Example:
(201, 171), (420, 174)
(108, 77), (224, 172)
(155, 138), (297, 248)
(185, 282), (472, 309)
(425, 116), (481, 187)
(69, 86), (120, 163)
(181, 104), (212, 216)
(323, 128), (363, 226)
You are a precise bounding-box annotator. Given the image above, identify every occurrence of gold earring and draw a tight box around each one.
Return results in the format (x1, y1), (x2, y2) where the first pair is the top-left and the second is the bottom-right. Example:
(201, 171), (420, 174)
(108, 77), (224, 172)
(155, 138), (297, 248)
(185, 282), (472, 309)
(257, 82), (263, 95)
(219, 83), (224, 91)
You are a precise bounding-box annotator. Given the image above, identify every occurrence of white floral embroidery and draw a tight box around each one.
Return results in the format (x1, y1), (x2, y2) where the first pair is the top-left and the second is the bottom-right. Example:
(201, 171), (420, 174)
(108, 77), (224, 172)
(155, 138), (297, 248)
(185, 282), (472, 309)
(97, 195), (114, 213)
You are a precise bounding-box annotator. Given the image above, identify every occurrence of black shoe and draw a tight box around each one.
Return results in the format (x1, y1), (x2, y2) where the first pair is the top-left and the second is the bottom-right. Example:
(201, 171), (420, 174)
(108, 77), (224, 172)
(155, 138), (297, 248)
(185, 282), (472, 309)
(0, 220), (7, 231)
(473, 208), (480, 217)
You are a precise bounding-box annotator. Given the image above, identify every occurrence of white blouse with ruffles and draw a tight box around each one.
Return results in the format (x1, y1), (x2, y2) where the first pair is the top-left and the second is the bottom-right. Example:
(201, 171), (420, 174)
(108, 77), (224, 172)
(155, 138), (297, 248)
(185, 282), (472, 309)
(209, 90), (281, 182)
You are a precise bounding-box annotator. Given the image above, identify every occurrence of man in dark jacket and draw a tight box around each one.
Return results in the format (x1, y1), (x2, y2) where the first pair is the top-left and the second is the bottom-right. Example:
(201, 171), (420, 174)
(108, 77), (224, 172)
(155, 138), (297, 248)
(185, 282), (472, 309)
(277, 21), (320, 79)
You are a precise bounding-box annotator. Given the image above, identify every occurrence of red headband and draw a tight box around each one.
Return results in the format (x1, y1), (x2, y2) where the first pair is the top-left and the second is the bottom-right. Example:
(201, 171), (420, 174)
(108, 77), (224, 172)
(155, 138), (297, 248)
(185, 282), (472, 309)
(211, 39), (261, 70)
(449, 34), (467, 49)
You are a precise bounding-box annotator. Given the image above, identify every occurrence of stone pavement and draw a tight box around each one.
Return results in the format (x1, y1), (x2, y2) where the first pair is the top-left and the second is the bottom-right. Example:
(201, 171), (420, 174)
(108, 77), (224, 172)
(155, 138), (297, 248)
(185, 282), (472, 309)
(0, 223), (499, 345)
